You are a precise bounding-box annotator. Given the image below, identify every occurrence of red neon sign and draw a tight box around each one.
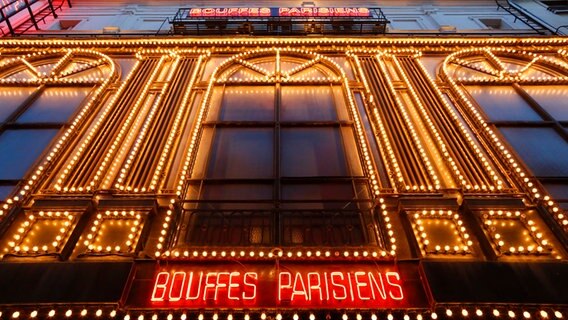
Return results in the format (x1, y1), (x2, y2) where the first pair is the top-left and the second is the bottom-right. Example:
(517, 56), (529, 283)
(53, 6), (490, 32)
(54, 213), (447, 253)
(278, 7), (370, 17)
(147, 262), (427, 309)
(189, 8), (272, 17)
(187, 7), (371, 18)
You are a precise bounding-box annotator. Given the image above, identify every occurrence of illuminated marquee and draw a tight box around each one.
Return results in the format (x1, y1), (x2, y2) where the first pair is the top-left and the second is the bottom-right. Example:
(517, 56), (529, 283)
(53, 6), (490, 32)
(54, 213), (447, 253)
(187, 7), (371, 18)
(148, 262), (427, 309)
(278, 7), (370, 17)
(188, 8), (271, 17)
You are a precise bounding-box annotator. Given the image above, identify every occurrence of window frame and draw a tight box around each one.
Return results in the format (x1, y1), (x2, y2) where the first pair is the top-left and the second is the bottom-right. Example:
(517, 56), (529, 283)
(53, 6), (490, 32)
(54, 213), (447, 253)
(176, 55), (381, 248)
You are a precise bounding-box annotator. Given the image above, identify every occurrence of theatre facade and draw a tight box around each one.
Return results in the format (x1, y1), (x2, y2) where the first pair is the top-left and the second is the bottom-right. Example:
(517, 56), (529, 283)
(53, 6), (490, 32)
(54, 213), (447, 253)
(0, 31), (567, 318)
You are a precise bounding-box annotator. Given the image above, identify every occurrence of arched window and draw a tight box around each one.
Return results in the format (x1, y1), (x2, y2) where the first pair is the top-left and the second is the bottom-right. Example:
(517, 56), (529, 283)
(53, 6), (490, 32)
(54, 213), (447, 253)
(0, 49), (114, 201)
(444, 48), (568, 222)
(174, 49), (384, 249)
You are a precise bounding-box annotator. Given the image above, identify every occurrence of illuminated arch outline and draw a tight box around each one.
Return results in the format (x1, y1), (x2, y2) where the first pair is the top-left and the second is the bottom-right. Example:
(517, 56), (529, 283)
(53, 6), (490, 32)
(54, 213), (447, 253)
(443, 48), (568, 84)
(440, 47), (568, 232)
(176, 48), (380, 198)
(0, 48), (118, 218)
(159, 48), (397, 260)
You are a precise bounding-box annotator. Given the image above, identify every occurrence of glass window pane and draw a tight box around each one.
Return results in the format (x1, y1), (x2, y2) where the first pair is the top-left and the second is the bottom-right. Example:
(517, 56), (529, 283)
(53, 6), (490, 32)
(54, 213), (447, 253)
(185, 211), (272, 246)
(282, 211), (366, 246)
(201, 57), (226, 82)
(329, 57), (355, 80)
(35, 63), (56, 75)
(64, 65), (108, 81)
(192, 127), (215, 179)
(229, 67), (265, 80)
(281, 86), (336, 121)
(333, 86), (350, 121)
(207, 128), (273, 178)
(523, 86), (568, 121)
(281, 127), (347, 177)
(17, 87), (90, 123)
(341, 126), (364, 176)
(466, 86), (542, 121)
(390, 19), (422, 30)
(500, 127), (568, 177)
(253, 61), (275, 74)
(0, 87), (36, 122)
(7, 69), (36, 80)
(115, 58), (137, 81)
(60, 62), (86, 75)
(0, 129), (58, 179)
(219, 86), (274, 121)
(201, 183), (273, 201)
(292, 67), (327, 79)
(281, 182), (354, 201)
(280, 60), (302, 73)
(205, 87), (224, 122)
(420, 56), (444, 79)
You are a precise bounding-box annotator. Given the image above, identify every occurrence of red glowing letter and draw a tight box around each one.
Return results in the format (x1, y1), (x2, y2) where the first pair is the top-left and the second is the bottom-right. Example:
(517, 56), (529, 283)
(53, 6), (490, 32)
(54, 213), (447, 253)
(291, 8), (302, 16)
(347, 272), (355, 301)
(358, 8), (370, 16)
(386, 272), (404, 300)
(322, 8), (332, 16)
(307, 272), (323, 301)
(354, 271), (370, 300)
(368, 272), (387, 300)
(227, 8), (239, 16)
(330, 272), (347, 300)
(214, 272), (230, 301)
(260, 7), (271, 16)
(345, 8), (358, 16)
(278, 272), (292, 301)
(301, 7), (313, 16)
(243, 272), (257, 300)
(151, 272), (169, 302)
(228, 272), (240, 300)
(189, 8), (201, 17)
(186, 272), (203, 300)
(202, 8), (215, 16)
(203, 272), (216, 300)
(168, 272), (186, 301)
(291, 272), (308, 301)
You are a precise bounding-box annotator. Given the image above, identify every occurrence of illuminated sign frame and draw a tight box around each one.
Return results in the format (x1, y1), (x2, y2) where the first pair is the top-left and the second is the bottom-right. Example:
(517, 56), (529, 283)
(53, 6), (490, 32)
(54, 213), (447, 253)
(140, 262), (429, 309)
(187, 7), (371, 18)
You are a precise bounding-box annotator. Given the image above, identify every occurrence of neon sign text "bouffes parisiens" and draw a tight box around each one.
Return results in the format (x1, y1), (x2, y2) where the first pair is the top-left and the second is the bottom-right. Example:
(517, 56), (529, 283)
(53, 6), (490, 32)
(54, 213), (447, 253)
(148, 262), (426, 309)
(187, 7), (371, 18)
(152, 270), (402, 302)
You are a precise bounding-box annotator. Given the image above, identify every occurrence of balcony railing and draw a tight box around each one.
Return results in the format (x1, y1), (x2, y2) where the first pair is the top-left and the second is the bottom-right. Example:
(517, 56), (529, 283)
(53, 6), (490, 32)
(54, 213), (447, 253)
(169, 203), (387, 250)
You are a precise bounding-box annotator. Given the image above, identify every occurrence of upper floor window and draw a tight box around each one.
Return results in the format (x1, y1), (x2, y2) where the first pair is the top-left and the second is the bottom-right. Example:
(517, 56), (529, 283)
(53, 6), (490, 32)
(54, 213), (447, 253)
(174, 51), (383, 249)
(0, 50), (113, 202)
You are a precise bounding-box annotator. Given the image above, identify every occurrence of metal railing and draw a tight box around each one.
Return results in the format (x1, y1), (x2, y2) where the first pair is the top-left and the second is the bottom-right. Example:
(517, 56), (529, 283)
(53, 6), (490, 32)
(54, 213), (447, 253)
(495, 0), (555, 34)
(0, 0), (70, 37)
(169, 202), (386, 250)
(169, 7), (389, 36)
